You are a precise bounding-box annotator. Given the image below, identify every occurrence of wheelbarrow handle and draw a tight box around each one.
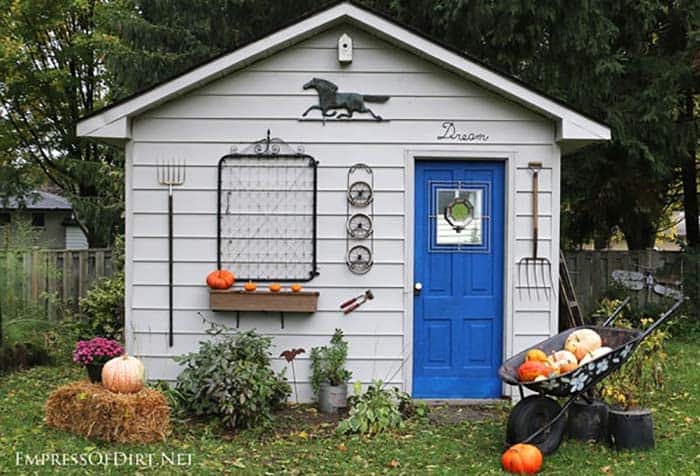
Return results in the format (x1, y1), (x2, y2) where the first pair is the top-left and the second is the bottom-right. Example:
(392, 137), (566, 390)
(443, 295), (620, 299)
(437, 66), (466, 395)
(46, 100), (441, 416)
(601, 297), (632, 327)
(639, 298), (685, 340)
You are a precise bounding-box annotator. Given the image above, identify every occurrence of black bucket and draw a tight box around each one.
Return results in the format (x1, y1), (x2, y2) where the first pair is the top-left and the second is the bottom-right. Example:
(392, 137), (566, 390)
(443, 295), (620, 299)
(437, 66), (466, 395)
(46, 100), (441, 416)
(566, 399), (609, 442)
(608, 408), (655, 450)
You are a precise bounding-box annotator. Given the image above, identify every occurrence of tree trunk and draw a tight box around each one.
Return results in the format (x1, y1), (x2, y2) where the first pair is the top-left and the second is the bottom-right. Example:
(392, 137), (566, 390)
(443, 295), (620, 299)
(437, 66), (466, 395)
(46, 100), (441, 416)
(680, 92), (699, 246)
(620, 215), (657, 250)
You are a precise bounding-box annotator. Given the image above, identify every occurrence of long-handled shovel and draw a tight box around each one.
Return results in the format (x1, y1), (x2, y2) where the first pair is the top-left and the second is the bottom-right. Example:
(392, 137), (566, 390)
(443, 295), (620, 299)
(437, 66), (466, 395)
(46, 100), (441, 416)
(158, 160), (186, 347)
(517, 162), (552, 298)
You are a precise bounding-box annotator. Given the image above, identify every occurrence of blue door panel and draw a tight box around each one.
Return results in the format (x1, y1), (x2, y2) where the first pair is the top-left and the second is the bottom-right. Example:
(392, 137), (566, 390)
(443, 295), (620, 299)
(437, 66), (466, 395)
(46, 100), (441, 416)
(413, 160), (504, 398)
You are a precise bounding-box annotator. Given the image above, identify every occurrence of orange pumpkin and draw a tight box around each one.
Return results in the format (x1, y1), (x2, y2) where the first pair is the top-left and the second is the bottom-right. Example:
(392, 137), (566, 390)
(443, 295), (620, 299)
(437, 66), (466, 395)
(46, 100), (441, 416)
(244, 281), (257, 292)
(525, 349), (548, 363)
(565, 329), (602, 361)
(269, 283), (281, 293)
(101, 354), (146, 394)
(517, 360), (552, 382)
(501, 443), (543, 474)
(206, 269), (235, 289)
(290, 283), (302, 293)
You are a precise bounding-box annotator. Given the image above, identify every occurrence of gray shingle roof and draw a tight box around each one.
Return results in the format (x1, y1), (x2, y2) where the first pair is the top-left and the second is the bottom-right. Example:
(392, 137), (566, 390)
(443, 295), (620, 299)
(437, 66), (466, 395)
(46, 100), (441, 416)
(1, 191), (73, 210)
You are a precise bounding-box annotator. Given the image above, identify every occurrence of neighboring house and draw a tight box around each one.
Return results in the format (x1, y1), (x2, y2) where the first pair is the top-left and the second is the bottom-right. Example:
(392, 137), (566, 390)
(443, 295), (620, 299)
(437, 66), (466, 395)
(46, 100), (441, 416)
(0, 191), (88, 249)
(77, 2), (610, 401)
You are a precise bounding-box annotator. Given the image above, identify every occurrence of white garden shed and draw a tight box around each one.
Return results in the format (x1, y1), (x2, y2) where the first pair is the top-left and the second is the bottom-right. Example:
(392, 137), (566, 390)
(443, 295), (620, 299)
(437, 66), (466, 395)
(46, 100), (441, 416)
(78, 1), (610, 401)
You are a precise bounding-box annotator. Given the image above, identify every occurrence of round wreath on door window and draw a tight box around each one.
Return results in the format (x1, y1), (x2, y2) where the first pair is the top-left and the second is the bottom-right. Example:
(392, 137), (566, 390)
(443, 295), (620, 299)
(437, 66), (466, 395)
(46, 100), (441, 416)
(444, 197), (474, 233)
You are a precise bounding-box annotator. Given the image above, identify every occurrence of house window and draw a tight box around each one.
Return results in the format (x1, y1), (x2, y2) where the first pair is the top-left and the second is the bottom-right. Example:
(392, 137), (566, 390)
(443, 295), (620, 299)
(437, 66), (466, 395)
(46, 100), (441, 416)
(217, 144), (318, 282)
(0, 213), (10, 226)
(31, 213), (45, 227)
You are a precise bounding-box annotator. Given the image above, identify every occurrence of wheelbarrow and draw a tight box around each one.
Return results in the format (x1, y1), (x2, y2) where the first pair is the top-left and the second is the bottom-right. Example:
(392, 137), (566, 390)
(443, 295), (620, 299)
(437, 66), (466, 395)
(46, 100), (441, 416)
(498, 297), (684, 454)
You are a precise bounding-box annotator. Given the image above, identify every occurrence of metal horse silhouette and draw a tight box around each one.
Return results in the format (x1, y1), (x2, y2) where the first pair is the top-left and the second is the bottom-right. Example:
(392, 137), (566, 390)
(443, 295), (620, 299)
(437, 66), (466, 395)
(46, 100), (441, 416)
(302, 78), (390, 123)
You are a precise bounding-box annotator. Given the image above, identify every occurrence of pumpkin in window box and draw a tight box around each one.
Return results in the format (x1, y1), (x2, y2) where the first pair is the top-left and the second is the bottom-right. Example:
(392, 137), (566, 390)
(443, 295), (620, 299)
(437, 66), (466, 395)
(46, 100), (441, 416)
(268, 283), (281, 293)
(244, 281), (257, 292)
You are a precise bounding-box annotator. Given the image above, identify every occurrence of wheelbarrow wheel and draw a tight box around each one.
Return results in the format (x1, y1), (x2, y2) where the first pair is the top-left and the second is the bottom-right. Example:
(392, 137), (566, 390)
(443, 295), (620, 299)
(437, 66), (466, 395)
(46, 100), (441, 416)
(506, 395), (566, 455)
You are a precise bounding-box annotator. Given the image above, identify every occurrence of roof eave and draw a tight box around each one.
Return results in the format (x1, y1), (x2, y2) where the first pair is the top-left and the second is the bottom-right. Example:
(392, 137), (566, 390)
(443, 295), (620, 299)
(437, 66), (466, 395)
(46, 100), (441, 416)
(77, 2), (610, 145)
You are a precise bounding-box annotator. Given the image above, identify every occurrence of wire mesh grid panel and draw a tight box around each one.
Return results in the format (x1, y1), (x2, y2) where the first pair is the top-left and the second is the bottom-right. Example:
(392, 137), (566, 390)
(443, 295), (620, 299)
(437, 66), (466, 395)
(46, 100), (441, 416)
(217, 154), (318, 281)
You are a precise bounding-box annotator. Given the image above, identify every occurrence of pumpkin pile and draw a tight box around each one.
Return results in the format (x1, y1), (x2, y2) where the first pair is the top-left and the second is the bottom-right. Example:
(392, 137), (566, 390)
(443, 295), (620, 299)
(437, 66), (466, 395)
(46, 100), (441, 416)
(517, 329), (612, 382)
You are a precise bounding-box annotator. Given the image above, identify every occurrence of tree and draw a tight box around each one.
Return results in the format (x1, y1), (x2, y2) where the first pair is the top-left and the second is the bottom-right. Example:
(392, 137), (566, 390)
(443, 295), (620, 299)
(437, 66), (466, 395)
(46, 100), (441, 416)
(0, 0), (126, 246)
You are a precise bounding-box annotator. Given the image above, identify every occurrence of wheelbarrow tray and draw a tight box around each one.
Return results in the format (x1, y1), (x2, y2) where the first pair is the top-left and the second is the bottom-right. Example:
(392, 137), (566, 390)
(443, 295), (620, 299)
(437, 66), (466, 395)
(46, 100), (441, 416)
(499, 325), (642, 398)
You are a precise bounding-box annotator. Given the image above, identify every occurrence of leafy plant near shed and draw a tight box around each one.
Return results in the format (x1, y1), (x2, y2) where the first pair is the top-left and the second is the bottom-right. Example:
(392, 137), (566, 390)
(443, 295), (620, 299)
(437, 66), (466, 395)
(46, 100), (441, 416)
(310, 328), (352, 392)
(174, 322), (290, 429)
(337, 381), (404, 435)
(77, 235), (125, 341)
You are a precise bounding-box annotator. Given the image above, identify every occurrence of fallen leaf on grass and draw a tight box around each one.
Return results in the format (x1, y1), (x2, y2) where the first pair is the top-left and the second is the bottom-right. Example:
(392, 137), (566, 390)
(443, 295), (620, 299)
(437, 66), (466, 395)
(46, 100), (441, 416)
(296, 431), (309, 440)
(600, 466), (611, 473)
(336, 443), (347, 452)
(387, 459), (400, 468)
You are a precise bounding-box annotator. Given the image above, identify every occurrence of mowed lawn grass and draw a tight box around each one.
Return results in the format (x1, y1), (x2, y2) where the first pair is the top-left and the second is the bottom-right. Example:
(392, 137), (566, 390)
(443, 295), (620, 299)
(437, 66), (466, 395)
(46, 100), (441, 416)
(0, 340), (698, 476)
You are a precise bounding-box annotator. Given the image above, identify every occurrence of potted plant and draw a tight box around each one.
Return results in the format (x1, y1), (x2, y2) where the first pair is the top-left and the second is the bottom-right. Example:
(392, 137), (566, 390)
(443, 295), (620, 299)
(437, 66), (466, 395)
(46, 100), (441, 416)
(310, 329), (352, 414)
(595, 303), (670, 450)
(73, 337), (124, 383)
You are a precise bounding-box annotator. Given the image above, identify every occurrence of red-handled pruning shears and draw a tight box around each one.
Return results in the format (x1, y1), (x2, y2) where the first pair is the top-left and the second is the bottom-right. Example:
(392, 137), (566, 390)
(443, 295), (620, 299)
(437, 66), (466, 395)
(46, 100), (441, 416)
(340, 290), (374, 314)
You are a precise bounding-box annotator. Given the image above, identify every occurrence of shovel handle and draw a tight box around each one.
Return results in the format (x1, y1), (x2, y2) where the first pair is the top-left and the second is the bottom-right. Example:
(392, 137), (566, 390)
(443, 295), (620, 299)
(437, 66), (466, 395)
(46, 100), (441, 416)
(344, 302), (362, 314)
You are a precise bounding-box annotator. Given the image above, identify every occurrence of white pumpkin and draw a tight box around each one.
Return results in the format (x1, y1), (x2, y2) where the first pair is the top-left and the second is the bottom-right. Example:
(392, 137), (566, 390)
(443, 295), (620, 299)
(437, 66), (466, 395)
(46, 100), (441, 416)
(101, 354), (146, 394)
(549, 350), (578, 374)
(579, 346), (613, 366)
(564, 329), (602, 361)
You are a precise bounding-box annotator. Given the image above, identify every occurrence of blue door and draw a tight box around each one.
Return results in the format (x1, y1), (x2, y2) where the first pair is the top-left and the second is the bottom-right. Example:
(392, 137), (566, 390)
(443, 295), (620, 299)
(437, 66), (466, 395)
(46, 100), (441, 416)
(413, 160), (504, 398)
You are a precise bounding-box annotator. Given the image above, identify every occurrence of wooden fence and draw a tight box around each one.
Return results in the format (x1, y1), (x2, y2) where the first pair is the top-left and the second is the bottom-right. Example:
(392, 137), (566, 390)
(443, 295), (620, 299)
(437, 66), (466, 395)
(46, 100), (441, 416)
(562, 250), (693, 316)
(0, 248), (114, 318)
(1, 247), (694, 321)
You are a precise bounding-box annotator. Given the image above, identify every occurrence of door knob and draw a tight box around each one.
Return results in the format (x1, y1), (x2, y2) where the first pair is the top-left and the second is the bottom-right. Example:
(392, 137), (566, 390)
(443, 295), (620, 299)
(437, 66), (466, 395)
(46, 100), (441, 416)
(414, 282), (422, 296)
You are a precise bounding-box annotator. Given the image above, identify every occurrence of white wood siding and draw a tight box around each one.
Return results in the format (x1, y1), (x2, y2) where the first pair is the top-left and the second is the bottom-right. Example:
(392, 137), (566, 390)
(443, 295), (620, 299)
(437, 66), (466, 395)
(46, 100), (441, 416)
(126, 23), (559, 401)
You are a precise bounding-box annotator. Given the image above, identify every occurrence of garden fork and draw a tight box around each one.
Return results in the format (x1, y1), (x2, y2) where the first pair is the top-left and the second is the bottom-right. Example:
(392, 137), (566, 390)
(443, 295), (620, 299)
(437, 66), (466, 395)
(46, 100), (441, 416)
(517, 162), (552, 299)
(157, 160), (186, 347)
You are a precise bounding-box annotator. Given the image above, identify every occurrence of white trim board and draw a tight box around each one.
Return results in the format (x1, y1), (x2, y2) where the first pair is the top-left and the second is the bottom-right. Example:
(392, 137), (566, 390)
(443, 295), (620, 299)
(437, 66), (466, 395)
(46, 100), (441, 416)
(77, 2), (610, 152)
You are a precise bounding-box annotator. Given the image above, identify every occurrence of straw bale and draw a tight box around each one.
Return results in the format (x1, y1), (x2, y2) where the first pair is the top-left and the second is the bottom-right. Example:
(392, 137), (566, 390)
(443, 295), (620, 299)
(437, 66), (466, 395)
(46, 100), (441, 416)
(45, 380), (171, 443)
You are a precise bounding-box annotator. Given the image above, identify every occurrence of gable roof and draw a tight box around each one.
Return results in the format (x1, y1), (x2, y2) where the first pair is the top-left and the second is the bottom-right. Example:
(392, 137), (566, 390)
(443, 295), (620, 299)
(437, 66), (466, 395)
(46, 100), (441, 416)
(1, 191), (73, 211)
(77, 1), (610, 152)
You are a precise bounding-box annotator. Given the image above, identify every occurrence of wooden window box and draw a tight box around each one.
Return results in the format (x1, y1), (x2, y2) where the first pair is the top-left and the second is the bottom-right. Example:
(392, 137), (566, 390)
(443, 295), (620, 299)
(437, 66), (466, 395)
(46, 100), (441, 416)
(209, 290), (319, 313)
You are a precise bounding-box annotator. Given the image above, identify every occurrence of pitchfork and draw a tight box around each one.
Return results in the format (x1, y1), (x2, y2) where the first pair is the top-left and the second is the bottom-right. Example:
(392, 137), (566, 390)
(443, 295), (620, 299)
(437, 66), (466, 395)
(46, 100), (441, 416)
(517, 161), (552, 299)
(158, 160), (186, 347)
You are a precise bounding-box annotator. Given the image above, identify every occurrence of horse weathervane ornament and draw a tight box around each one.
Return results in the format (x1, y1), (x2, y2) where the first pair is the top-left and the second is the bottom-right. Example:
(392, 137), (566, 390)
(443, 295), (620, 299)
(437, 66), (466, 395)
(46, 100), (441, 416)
(302, 78), (390, 124)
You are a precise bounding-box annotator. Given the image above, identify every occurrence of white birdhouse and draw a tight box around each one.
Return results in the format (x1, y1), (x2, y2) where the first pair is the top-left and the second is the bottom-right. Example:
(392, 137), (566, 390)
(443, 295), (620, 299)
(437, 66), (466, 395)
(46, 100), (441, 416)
(338, 33), (353, 64)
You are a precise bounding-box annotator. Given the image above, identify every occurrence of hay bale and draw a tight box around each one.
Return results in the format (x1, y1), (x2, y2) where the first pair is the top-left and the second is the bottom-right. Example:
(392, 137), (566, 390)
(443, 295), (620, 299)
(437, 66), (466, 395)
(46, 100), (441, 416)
(45, 380), (171, 443)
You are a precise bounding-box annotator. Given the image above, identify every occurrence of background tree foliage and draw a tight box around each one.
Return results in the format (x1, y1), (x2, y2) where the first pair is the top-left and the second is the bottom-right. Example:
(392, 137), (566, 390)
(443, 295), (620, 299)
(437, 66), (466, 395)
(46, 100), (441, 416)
(1, 0), (697, 250)
(0, 0), (125, 246)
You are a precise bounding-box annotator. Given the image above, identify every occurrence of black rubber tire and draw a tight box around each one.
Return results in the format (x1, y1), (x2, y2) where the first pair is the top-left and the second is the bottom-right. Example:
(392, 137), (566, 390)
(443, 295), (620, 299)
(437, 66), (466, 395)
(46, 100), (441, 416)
(506, 395), (566, 455)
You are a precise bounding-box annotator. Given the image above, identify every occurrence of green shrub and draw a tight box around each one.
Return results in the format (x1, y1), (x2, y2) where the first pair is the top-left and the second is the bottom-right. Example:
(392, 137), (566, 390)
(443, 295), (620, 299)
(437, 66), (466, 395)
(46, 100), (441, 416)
(77, 271), (124, 341)
(174, 324), (290, 430)
(338, 381), (404, 435)
(310, 328), (352, 394)
(0, 219), (66, 369)
(76, 235), (125, 341)
(594, 298), (669, 409)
